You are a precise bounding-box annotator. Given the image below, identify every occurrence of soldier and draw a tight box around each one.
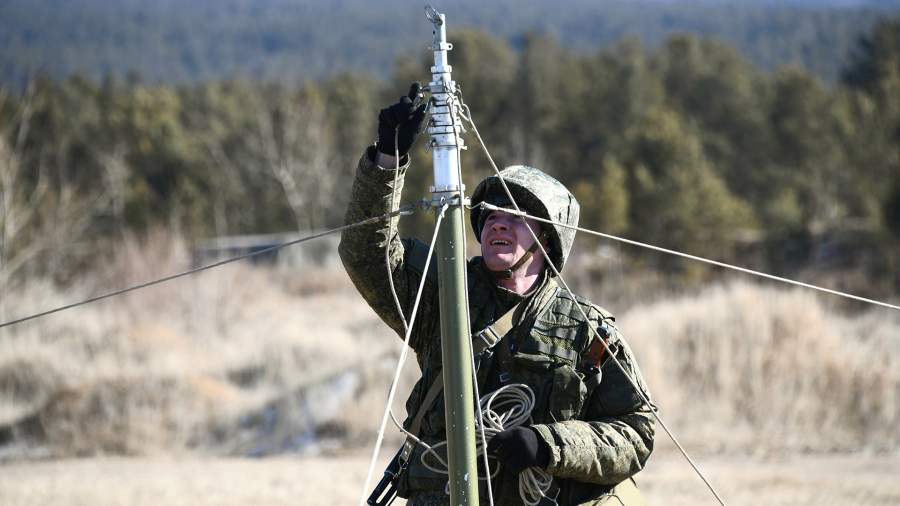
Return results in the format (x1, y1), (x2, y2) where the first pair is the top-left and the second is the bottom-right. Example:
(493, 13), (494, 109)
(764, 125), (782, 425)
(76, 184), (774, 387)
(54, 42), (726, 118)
(340, 85), (655, 506)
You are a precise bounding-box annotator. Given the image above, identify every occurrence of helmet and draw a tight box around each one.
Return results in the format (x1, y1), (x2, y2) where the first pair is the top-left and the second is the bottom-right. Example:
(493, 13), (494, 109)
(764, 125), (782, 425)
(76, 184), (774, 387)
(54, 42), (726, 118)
(470, 166), (580, 274)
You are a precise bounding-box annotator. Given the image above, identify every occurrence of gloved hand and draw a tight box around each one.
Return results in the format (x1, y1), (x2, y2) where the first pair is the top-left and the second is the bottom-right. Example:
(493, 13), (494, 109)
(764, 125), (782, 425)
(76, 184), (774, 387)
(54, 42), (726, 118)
(376, 82), (427, 157)
(486, 426), (551, 474)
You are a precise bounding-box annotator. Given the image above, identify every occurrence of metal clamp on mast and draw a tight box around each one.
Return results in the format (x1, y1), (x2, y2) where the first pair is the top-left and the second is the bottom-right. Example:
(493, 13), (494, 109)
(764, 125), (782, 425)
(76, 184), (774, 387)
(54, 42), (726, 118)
(425, 5), (480, 506)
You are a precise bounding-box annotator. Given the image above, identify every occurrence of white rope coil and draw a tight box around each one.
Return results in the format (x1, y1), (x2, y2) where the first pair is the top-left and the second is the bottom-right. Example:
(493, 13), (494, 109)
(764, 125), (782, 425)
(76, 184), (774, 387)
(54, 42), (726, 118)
(416, 382), (556, 506)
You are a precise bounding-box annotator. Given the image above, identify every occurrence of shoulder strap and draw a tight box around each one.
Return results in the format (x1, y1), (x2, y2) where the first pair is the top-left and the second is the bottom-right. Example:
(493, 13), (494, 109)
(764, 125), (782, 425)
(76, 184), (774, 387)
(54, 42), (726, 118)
(486, 303), (518, 341)
(490, 307), (518, 384)
(405, 375), (444, 443)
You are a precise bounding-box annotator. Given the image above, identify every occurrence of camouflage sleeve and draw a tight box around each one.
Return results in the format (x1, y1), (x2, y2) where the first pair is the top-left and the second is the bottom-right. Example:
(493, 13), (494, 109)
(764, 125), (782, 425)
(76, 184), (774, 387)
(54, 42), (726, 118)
(338, 146), (440, 351)
(533, 324), (656, 486)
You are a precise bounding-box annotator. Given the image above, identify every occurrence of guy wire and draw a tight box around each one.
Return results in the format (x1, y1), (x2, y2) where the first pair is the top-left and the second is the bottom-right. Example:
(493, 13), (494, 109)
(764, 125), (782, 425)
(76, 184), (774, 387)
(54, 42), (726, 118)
(460, 101), (731, 506)
(475, 203), (900, 312)
(0, 205), (420, 330)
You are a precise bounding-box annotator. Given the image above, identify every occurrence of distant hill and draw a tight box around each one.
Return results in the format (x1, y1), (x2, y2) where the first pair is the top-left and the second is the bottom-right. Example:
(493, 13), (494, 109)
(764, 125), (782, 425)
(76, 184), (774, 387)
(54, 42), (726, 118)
(752, 0), (900, 6)
(1, 0), (898, 87)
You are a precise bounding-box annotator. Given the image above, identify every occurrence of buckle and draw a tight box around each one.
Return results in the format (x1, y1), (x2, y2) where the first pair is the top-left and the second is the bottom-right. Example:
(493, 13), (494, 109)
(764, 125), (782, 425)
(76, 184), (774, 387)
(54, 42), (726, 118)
(478, 330), (496, 348)
(536, 481), (561, 506)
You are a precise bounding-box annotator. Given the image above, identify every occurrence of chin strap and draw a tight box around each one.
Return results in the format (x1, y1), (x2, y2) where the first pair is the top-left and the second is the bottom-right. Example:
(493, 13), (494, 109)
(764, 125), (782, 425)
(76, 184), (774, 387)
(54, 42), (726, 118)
(486, 240), (543, 280)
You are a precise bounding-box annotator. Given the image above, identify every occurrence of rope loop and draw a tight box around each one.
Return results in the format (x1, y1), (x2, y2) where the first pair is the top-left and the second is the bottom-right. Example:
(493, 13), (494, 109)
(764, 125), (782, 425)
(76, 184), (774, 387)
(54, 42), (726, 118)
(412, 382), (555, 505)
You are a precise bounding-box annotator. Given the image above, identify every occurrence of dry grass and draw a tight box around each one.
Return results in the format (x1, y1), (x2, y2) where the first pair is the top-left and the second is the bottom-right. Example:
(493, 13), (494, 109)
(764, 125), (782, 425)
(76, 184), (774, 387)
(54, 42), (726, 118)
(621, 282), (900, 454)
(0, 231), (416, 459)
(1, 231), (899, 463)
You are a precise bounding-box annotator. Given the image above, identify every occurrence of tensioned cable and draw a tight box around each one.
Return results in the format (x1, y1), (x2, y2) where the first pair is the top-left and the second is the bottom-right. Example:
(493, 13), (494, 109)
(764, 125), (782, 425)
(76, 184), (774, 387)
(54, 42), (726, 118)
(456, 96), (899, 313)
(460, 102), (731, 506)
(476, 202), (900, 312)
(0, 205), (421, 331)
(357, 202), (449, 506)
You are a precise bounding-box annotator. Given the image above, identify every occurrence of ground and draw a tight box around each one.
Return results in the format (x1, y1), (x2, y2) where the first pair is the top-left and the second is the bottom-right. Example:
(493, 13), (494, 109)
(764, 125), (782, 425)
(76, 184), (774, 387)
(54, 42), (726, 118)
(1, 451), (898, 505)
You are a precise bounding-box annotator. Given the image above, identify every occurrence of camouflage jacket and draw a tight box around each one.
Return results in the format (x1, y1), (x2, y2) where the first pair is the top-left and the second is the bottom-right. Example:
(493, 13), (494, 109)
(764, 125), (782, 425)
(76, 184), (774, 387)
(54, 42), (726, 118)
(339, 147), (655, 506)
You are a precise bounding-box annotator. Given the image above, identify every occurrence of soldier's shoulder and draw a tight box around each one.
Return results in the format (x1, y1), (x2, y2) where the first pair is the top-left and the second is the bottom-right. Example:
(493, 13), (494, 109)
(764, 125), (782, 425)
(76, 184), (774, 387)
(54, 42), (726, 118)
(541, 286), (624, 356)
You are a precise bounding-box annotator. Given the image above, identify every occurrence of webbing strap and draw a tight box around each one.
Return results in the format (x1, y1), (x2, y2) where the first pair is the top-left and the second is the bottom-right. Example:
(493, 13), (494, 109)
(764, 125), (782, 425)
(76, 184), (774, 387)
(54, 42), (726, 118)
(401, 372), (445, 460)
(490, 305), (518, 337)
(490, 308), (517, 383)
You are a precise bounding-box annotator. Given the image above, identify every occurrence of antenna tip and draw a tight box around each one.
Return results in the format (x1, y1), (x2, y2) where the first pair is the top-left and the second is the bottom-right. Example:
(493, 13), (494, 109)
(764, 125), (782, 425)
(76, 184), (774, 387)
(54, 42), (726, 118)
(425, 5), (443, 25)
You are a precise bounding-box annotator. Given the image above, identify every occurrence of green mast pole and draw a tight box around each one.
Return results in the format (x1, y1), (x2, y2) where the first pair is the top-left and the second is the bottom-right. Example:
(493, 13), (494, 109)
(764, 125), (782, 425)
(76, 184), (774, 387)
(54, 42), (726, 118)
(425, 6), (479, 506)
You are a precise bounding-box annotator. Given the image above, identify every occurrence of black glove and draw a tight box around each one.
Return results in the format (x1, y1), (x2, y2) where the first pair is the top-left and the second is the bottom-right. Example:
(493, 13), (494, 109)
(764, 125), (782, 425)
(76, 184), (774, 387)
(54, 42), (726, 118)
(486, 426), (551, 474)
(376, 82), (427, 157)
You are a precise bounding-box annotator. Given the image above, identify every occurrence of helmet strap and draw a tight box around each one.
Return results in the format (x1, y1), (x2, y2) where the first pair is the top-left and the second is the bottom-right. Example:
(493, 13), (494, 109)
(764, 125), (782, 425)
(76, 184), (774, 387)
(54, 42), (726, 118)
(485, 240), (543, 280)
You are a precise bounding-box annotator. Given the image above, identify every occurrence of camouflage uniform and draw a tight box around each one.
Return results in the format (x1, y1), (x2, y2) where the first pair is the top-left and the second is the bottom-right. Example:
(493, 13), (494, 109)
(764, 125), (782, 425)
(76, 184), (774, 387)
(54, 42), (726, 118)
(340, 147), (655, 506)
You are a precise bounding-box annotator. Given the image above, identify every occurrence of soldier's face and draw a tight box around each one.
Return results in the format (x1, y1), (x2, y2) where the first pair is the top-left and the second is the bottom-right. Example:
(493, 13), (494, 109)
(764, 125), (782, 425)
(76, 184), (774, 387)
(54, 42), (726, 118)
(480, 210), (546, 272)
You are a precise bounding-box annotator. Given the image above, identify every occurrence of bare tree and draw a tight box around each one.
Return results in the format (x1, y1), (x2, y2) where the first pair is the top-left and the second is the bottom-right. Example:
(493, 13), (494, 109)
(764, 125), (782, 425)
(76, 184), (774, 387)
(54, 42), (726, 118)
(252, 89), (338, 232)
(95, 145), (129, 229)
(203, 140), (246, 237)
(0, 85), (110, 316)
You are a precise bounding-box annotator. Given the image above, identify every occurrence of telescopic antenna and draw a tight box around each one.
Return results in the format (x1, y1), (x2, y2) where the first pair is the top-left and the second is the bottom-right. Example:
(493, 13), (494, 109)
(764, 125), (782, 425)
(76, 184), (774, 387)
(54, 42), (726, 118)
(425, 5), (479, 506)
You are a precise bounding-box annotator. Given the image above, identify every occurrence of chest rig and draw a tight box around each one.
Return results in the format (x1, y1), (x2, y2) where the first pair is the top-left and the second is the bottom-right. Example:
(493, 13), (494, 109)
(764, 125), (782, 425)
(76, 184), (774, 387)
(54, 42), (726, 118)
(369, 282), (618, 503)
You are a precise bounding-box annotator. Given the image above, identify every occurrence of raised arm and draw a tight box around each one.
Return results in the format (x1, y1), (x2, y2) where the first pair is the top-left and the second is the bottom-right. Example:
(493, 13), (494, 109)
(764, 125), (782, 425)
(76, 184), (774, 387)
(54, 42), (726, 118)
(338, 84), (439, 349)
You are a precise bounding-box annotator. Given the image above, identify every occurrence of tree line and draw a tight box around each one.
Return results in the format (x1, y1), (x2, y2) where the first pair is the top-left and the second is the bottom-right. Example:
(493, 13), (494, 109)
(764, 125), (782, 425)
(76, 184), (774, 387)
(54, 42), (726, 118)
(0, 0), (895, 88)
(1, 19), (898, 299)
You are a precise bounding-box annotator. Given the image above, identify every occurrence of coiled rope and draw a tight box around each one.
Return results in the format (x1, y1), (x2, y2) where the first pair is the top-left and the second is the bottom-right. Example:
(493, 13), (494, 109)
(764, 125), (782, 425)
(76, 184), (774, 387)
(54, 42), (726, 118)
(414, 383), (554, 506)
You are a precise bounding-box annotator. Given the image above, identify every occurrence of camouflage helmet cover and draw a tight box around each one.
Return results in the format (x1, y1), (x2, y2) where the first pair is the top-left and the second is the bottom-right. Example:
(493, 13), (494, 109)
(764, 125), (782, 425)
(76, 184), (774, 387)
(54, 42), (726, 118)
(470, 166), (580, 273)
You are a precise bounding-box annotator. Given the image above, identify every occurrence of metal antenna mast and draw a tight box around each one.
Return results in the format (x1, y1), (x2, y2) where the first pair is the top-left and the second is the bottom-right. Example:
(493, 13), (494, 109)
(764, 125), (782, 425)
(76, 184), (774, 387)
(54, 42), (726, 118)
(425, 5), (480, 506)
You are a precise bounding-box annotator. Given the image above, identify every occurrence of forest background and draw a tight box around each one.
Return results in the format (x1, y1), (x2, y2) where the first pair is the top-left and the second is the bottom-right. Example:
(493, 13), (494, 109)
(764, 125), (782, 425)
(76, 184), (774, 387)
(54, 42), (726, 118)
(2, 0), (900, 298)
(1, 1), (900, 505)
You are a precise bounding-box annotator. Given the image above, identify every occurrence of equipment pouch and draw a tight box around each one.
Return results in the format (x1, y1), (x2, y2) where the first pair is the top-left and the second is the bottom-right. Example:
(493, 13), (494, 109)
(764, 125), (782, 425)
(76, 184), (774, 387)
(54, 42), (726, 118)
(509, 352), (554, 424)
(509, 353), (586, 423)
(548, 362), (587, 421)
